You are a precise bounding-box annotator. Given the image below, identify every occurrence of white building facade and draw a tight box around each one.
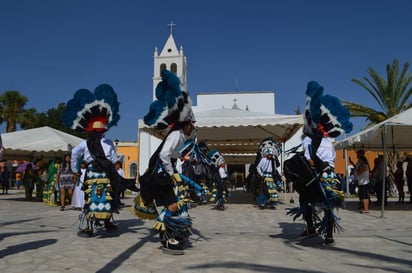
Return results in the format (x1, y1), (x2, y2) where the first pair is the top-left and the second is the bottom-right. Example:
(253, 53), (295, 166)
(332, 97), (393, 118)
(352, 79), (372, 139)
(138, 28), (301, 177)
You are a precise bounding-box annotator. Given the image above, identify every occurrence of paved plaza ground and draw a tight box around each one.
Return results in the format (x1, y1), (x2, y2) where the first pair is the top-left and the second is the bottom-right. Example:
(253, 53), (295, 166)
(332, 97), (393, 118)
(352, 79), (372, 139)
(0, 189), (411, 273)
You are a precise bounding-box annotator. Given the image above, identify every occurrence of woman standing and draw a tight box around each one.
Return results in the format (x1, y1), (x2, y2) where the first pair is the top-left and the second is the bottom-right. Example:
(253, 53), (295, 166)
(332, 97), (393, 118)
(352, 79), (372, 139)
(71, 161), (87, 210)
(355, 155), (370, 213)
(22, 164), (37, 200)
(393, 161), (405, 203)
(56, 154), (74, 211)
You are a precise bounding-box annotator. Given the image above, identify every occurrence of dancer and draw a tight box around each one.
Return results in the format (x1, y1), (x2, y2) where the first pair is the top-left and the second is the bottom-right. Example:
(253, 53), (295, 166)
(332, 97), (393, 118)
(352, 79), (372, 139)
(179, 140), (210, 206)
(254, 138), (283, 209)
(43, 158), (61, 207)
(207, 149), (230, 210)
(63, 83), (138, 236)
(22, 164), (37, 200)
(286, 81), (352, 246)
(131, 70), (197, 255)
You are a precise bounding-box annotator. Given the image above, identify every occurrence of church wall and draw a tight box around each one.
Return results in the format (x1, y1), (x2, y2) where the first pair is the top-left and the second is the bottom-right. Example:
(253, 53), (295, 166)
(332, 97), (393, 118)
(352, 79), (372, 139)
(194, 92), (275, 113)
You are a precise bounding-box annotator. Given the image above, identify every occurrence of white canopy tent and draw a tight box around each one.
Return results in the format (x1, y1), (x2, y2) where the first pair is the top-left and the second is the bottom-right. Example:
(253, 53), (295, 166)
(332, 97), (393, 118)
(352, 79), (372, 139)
(139, 108), (304, 165)
(335, 107), (412, 217)
(1, 126), (84, 160)
(335, 107), (412, 152)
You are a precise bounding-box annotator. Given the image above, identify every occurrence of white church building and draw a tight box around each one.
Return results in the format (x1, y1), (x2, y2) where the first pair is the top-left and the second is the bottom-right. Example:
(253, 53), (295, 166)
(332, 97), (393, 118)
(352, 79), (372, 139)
(138, 27), (302, 185)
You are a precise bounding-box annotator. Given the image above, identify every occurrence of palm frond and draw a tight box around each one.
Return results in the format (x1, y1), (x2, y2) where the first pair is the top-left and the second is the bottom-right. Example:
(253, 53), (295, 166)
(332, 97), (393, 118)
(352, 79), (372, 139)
(349, 58), (412, 125)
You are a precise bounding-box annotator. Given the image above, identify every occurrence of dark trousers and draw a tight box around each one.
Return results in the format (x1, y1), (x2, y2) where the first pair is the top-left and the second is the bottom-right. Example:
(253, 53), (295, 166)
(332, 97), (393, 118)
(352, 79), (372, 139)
(375, 181), (388, 205)
(407, 178), (412, 202)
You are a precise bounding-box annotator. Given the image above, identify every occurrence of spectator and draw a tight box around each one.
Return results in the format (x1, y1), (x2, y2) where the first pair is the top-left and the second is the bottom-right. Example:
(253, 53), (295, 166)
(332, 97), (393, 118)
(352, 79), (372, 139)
(393, 161), (405, 203)
(115, 161), (126, 205)
(15, 171), (22, 190)
(372, 155), (387, 206)
(405, 156), (412, 203)
(354, 155), (370, 213)
(22, 164), (37, 200)
(1, 166), (10, 194)
(56, 154), (75, 211)
(348, 168), (356, 194)
(71, 161), (87, 211)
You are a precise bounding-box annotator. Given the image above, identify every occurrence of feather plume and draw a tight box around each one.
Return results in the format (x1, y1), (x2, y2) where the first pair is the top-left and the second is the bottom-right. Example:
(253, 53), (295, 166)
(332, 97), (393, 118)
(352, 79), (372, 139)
(62, 84), (120, 132)
(303, 81), (352, 137)
(144, 70), (194, 129)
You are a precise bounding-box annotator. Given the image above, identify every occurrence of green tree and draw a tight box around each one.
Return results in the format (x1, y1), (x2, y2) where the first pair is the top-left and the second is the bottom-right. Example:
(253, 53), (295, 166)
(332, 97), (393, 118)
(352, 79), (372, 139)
(0, 90), (38, 132)
(342, 58), (412, 127)
(343, 59), (412, 191)
(31, 103), (87, 139)
(19, 108), (39, 129)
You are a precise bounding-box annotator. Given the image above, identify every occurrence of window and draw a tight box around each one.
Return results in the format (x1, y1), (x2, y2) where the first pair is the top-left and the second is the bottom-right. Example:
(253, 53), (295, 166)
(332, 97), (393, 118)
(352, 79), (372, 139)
(160, 64), (167, 75)
(129, 163), (137, 178)
(171, 63), (177, 73)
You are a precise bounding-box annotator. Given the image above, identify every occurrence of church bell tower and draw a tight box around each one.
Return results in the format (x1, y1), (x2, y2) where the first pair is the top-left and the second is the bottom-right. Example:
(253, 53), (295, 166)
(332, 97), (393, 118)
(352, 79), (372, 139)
(153, 21), (188, 100)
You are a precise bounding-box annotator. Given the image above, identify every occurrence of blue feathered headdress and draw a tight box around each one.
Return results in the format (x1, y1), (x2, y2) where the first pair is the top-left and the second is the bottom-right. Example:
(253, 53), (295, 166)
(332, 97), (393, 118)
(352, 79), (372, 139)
(144, 70), (194, 129)
(62, 84), (120, 133)
(304, 81), (352, 138)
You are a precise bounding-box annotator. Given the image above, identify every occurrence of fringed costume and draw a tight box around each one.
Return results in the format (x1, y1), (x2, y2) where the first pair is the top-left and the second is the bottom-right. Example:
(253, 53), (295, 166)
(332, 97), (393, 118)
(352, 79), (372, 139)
(63, 83), (138, 236)
(130, 70), (197, 254)
(43, 159), (60, 206)
(179, 140), (211, 206)
(285, 81), (352, 246)
(207, 149), (230, 210)
(254, 138), (283, 209)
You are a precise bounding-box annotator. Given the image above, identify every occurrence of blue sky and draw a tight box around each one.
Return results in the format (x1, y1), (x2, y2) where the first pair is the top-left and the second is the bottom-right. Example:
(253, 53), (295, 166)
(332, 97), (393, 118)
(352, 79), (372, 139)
(1, 0), (411, 141)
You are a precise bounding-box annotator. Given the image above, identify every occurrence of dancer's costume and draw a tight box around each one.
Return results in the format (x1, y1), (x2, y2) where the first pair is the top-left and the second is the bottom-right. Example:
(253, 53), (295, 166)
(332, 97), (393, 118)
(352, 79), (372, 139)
(179, 140), (211, 205)
(254, 138), (283, 209)
(207, 149), (230, 210)
(63, 83), (138, 235)
(43, 159), (60, 206)
(285, 81), (352, 244)
(130, 70), (199, 253)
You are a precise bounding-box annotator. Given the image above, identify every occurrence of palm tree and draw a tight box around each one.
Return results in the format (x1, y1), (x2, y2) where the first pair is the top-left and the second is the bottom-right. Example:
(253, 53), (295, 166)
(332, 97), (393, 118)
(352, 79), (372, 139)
(343, 58), (412, 193)
(18, 107), (39, 129)
(0, 90), (36, 132)
(342, 58), (412, 127)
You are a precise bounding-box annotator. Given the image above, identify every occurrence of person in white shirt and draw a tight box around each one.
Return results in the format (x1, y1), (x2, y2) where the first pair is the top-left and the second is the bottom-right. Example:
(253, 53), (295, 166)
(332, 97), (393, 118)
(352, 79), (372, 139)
(63, 83), (138, 236)
(287, 80), (353, 247)
(256, 148), (281, 209)
(131, 69), (196, 254)
(71, 131), (119, 234)
(115, 161), (126, 202)
(208, 149), (229, 210)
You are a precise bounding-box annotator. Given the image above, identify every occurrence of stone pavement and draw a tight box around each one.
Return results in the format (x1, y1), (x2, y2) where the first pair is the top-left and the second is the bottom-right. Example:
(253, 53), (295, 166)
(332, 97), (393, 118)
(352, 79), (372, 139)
(0, 190), (411, 273)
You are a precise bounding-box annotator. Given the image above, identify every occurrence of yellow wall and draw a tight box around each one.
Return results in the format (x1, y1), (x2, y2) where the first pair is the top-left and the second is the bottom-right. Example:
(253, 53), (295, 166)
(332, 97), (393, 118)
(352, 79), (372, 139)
(116, 142), (138, 178)
(335, 149), (381, 175)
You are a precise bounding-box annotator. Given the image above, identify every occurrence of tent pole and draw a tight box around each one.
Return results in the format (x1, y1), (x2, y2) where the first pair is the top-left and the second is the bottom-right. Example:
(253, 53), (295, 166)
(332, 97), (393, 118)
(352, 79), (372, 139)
(344, 148), (350, 195)
(282, 142), (286, 200)
(381, 125), (387, 218)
